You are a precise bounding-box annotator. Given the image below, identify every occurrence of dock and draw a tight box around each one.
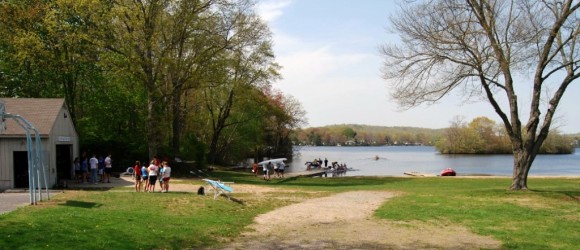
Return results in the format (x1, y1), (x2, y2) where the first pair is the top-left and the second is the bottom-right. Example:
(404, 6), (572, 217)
(403, 171), (436, 177)
(284, 170), (328, 178)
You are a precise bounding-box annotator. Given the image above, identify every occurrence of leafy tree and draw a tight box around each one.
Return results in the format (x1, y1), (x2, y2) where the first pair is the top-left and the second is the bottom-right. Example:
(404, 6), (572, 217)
(381, 0), (580, 190)
(161, 0), (215, 154)
(436, 116), (573, 155)
(0, 0), (106, 122)
(307, 129), (322, 146)
(200, 8), (279, 164)
(261, 89), (306, 158)
(104, 0), (172, 159)
(539, 129), (574, 154)
(0, 0), (148, 166)
(0, 0), (304, 168)
(436, 116), (481, 153)
(342, 127), (357, 140)
(468, 117), (498, 153)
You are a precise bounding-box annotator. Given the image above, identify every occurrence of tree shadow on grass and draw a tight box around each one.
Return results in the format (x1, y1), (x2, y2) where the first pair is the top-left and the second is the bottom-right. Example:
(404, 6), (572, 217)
(182, 170), (414, 189)
(271, 176), (413, 188)
(531, 189), (580, 201)
(59, 200), (102, 208)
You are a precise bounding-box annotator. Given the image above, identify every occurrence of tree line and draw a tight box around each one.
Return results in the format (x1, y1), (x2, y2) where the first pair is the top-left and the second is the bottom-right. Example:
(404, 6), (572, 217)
(295, 120), (576, 154)
(293, 124), (443, 146)
(435, 117), (574, 154)
(0, 0), (305, 167)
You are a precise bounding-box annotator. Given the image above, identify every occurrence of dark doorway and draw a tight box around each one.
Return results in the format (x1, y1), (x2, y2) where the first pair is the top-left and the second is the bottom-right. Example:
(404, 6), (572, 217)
(13, 151), (29, 188)
(56, 145), (73, 180)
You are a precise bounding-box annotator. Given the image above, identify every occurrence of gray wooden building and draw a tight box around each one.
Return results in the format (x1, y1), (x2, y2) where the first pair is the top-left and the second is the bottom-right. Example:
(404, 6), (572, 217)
(0, 98), (79, 190)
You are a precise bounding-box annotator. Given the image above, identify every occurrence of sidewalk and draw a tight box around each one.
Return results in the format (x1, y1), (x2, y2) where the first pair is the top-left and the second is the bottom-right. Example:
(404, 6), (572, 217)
(0, 175), (134, 215)
(0, 190), (62, 215)
(0, 193), (31, 215)
(66, 174), (135, 189)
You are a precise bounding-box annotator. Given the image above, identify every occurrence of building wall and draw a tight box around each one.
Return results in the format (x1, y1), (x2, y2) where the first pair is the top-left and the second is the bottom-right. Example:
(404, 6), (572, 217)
(49, 107), (79, 180)
(0, 105), (78, 190)
(51, 107), (78, 146)
(0, 138), (52, 190)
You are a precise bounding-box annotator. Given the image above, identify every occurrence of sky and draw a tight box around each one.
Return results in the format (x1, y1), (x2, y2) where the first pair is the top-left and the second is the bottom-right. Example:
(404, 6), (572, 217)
(256, 0), (580, 134)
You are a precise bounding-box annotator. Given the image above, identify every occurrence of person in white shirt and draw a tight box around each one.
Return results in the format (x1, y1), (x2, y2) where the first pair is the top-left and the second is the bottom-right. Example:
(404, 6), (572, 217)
(104, 154), (112, 183)
(89, 154), (99, 184)
(278, 161), (285, 178)
(263, 162), (271, 181)
(147, 161), (158, 192)
(161, 161), (171, 192)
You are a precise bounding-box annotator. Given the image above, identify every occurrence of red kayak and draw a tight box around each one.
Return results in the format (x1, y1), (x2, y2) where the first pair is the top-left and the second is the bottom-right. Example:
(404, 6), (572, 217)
(440, 168), (456, 176)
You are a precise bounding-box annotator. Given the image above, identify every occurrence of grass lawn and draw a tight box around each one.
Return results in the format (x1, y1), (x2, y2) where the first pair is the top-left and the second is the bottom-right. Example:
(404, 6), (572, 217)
(0, 171), (578, 249)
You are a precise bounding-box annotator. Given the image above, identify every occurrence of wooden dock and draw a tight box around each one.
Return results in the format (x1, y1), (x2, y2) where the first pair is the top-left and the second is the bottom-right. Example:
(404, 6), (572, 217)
(403, 171), (436, 177)
(284, 170), (328, 178)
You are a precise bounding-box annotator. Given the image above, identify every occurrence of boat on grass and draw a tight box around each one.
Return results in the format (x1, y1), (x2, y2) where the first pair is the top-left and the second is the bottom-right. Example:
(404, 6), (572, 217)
(440, 168), (457, 176)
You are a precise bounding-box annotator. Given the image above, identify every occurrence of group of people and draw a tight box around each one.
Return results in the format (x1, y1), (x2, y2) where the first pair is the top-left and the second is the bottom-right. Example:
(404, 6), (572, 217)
(133, 158), (171, 193)
(305, 158), (348, 177)
(305, 158), (328, 170)
(252, 160), (286, 180)
(327, 161), (349, 177)
(74, 153), (113, 184)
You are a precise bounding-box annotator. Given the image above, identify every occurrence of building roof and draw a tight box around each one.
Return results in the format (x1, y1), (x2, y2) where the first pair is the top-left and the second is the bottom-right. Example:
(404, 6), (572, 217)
(0, 98), (66, 137)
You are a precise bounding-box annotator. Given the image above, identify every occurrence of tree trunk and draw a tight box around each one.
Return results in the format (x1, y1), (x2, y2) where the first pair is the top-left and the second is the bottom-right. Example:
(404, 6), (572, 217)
(206, 89), (235, 164)
(510, 150), (532, 190)
(147, 95), (158, 160)
(207, 124), (223, 164)
(171, 85), (183, 154)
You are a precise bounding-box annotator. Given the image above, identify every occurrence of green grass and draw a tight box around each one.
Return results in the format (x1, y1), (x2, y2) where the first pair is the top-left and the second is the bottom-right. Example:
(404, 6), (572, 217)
(1, 171), (578, 249)
(0, 186), (312, 249)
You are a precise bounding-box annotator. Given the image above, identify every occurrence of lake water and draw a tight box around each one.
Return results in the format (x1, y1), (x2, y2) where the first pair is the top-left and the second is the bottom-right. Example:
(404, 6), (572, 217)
(283, 146), (580, 177)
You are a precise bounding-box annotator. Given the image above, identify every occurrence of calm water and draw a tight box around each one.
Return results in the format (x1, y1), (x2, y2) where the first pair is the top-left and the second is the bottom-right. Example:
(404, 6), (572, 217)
(284, 146), (580, 176)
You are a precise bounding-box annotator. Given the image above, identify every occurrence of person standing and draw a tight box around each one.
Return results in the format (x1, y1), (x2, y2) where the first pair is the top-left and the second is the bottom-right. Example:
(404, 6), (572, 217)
(252, 162), (258, 177)
(161, 161), (171, 193)
(275, 162), (281, 178)
(98, 156), (105, 182)
(89, 154), (99, 184)
(158, 163), (164, 191)
(324, 158), (328, 168)
(104, 154), (112, 183)
(133, 161), (142, 192)
(278, 161), (286, 178)
(147, 161), (159, 192)
(263, 162), (271, 181)
(141, 164), (149, 192)
(74, 157), (81, 183)
(80, 157), (88, 183)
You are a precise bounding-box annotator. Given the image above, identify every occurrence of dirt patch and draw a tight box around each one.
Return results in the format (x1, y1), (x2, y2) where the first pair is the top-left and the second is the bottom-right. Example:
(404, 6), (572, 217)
(168, 182), (285, 195)
(95, 177), (503, 249)
(219, 191), (502, 250)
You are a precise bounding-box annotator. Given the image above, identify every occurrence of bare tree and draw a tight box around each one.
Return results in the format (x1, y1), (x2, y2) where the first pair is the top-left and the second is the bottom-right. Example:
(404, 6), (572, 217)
(381, 0), (579, 190)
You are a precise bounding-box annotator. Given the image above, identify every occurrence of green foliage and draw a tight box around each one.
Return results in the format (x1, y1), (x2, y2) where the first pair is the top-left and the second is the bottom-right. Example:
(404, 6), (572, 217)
(180, 133), (207, 168)
(342, 127), (357, 139)
(436, 116), (573, 154)
(295, 124), (443, 146)
(0, 0), (302, 166)
(540, 132), (575, 153)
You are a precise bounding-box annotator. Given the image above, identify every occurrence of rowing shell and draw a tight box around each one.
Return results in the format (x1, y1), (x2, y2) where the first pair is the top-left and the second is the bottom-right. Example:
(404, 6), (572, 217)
(257, 158), (287, 166)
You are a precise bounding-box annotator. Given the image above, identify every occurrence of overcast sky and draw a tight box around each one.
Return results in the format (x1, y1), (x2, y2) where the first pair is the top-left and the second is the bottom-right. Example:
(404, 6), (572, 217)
(256, 0), (580, 133)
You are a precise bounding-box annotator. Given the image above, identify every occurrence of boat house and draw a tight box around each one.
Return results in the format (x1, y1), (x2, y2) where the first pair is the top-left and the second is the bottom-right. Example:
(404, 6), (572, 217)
(0, 98), (79, 190)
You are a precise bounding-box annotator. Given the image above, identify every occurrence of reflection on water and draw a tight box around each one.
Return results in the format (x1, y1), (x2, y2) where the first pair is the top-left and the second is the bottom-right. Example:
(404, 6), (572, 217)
(285, 146), (580, 176)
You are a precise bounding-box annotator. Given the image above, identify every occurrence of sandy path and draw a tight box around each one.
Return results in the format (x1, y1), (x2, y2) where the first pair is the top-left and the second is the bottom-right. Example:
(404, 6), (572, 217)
(114, 177), (501, 249)
(221, 191), (502, 250)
